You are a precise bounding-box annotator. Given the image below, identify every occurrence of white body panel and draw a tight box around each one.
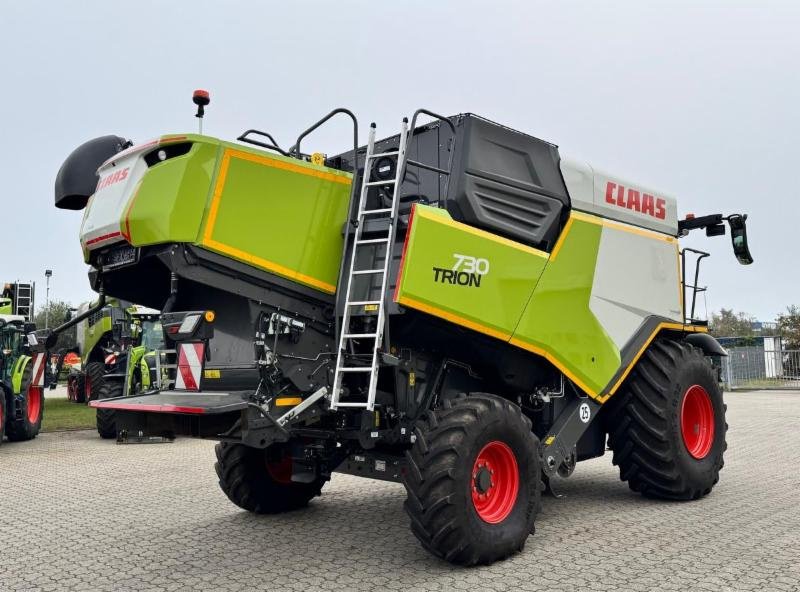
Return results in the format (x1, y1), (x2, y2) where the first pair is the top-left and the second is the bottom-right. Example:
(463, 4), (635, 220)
(560, 156), (678, 236)
(80, 147), (151, 250)
(590, 224), (683, 350)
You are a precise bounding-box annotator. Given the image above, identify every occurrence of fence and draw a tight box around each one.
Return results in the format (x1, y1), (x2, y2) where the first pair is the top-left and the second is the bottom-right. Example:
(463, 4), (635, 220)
(722, 347), (800, 390)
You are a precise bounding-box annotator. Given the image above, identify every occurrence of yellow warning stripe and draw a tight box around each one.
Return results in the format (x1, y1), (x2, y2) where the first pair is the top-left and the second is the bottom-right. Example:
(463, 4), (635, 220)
(396, 296), (512, 342)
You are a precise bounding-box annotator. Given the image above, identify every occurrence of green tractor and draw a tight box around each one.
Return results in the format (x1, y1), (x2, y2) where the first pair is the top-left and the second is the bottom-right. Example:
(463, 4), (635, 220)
(0, 319), (46, 445)
(51, 96), (753, 564)
(94, 308), (164, 439)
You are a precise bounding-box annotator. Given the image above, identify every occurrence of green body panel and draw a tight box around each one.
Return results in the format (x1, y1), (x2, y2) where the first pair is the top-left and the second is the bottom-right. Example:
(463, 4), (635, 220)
(202, 148), (351, 292)
(511, 219), (619, 395)
(91, 135), (353, 294)
(0, 297), (11, 315)
(10, 355), (30, 395)
(125, 141), (221, 246)
(396, 205), (619, 397)
(126, 345), (147, 391)
(394, 205), (547, 339)
(80, 308), (114, 364)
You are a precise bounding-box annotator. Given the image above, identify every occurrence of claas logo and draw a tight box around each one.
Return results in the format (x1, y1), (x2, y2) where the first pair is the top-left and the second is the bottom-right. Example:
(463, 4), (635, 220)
(605, 181), (666, 220)
(433, 254), (490, 288)
(96, 167), (130, 192)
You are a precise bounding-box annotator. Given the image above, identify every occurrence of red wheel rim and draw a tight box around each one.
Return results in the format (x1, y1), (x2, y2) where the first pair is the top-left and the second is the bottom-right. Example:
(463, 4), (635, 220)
(84, 375), (92, 401)
(471, 441), (519, 524)
(27, 385), (43, 424)
(680, 385), (715, 459)
(265, 452), (293, 484)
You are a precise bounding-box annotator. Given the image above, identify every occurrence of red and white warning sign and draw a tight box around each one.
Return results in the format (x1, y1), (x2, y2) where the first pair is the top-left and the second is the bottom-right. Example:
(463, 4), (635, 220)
(31, 352), (46, 387)
(175, 342), (205, 391)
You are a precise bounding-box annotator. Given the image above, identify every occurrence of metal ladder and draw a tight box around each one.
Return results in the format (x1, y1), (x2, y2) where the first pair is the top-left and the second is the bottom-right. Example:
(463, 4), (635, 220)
(14, 282), (33, 321)
(329, 120), (411, 410)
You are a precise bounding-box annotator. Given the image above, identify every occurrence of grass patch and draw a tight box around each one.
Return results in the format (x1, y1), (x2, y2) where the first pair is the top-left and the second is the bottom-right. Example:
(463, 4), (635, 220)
(42, 398), (96, 432)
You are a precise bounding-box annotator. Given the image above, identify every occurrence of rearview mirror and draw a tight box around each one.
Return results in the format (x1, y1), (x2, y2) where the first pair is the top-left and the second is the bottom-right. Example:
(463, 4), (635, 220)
(728, 214), (753, 265)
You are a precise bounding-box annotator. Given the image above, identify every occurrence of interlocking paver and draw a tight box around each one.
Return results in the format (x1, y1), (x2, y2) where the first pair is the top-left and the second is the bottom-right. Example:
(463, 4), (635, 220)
(1, 390), (799, 591)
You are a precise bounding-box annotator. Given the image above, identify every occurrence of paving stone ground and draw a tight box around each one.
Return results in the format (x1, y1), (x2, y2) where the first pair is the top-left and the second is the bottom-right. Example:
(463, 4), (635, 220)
(1, 390), (798, 592)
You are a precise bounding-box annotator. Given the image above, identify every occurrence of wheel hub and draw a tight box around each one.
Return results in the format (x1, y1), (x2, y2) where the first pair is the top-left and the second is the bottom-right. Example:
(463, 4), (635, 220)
(473, 465), (493, 494)
(471, 440), (519, 524)
(680, 384), (715, 460)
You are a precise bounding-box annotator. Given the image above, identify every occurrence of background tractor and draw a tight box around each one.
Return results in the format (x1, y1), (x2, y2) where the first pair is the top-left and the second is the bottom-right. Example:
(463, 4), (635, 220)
(49, 97), (752, 564)
(59, 300), (162, 438)
(0, 319), (46, 445)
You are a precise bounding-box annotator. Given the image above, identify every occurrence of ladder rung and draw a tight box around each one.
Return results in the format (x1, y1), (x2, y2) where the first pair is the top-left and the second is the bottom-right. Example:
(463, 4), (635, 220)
(343, 333), (378, 338)
(337, 367), (373, 373)
(352, 269), (384, 275)
(347, 300), (381, 306)
(364, 180), (395, 187)
(335, 401), (371, 408)
(361, 208), (393, 215)
(368, 151), (399, 158)
(356, 238), (390, 245)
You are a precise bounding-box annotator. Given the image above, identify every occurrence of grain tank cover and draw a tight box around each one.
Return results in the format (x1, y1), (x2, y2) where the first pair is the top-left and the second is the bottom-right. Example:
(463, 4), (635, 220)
(447, 115), (570, 250)
(55, 135), (130, 210)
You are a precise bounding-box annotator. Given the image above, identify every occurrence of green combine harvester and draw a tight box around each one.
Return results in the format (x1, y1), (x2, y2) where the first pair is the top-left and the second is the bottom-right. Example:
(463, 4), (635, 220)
(61, 299), (162, 437)
(48, 93), (752, 564)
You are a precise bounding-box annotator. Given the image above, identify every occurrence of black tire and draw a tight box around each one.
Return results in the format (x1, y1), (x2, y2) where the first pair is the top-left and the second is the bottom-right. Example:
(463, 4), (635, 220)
(6, 362), (44, 442)
(403, 393), (542, 566)
(605, 338), (727, 500)
(214, 441), (326, 514)
(95, 379), (123, 439)
(0, 391), (6, 445)
(84, 361), (106, 403)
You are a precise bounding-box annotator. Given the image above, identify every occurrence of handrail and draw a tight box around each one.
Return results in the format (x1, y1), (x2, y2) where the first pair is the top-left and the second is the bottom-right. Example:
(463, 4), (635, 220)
(289, 108), (360, 343)
(681, 248), (710, 324)
(291, 108), (359, 160)
(237, 130), (290, 157)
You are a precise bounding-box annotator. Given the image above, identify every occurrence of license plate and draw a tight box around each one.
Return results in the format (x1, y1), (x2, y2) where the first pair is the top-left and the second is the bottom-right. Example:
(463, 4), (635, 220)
(104, 245), (138, 270)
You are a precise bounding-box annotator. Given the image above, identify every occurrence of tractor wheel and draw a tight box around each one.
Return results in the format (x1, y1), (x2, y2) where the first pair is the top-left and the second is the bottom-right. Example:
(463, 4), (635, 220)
(67, 373), (86, 404)
(6, 362), (44, 442)
(605, 338), (727, 500)
(0, 392), (6, 445)
(84, 362), (106, 403)
(95, 379), (123, 439)
(214, 441), (327, 514)
(403, 393), (542, 566)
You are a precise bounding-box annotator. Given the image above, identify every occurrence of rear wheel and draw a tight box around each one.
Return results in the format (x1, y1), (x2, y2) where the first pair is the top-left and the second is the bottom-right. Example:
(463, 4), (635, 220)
(403, 393), (541, 566)
(6, 363), (44, 442)
(95, 379), (123, 439)
(84, 362), (106, 403)
(605, 338), (727, 500)
(214, 441), (327, 514)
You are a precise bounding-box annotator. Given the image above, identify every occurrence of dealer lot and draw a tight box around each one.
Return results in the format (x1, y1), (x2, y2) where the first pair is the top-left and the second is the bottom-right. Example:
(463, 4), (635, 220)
(1, 390), (798, 592)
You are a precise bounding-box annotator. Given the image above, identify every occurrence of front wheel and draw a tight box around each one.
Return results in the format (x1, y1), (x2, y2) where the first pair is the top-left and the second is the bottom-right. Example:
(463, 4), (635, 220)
(605, 338), (727, 500)
(6, 362), (44, 442)
(403, 393), (542, 566)
(95, 380), (123, 439)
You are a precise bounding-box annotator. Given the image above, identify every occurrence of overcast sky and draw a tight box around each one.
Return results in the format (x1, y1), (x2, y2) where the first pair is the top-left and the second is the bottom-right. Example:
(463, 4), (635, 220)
(0, 0), (797, 320)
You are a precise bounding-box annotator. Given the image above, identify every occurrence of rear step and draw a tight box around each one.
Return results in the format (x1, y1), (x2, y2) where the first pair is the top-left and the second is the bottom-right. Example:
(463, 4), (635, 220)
(89, 391), (249, 415)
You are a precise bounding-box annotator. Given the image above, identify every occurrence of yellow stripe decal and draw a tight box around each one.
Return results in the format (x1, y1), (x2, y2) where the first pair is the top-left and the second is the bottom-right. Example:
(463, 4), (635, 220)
(228, 148), (352, 185)
(201, 148), (338, 294)
(397, 296), (512, 342)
